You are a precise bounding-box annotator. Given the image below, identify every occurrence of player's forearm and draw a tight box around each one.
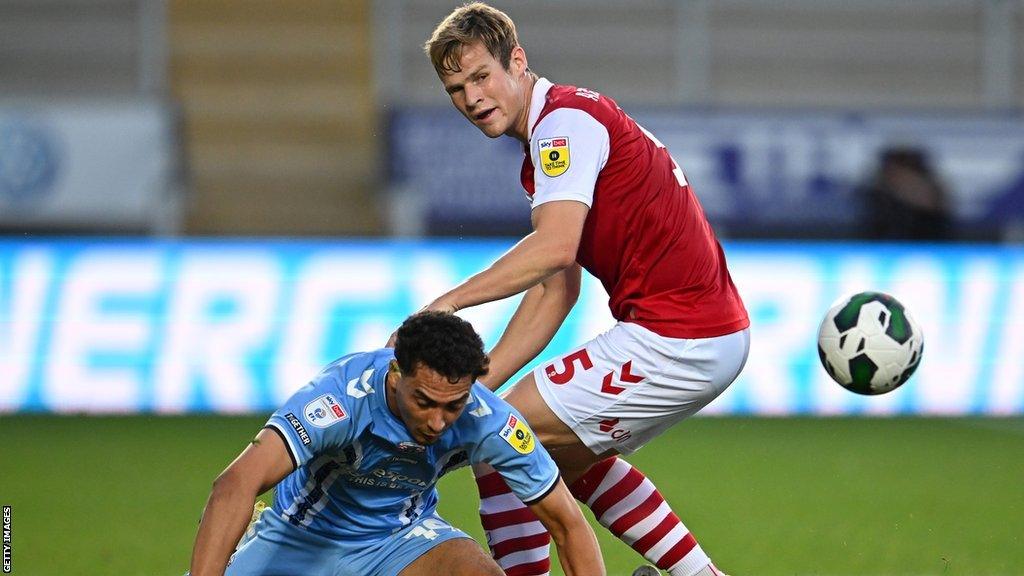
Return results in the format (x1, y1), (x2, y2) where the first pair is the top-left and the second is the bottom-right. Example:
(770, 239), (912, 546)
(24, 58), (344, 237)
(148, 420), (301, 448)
(189, 477), (259, 576)
(434, 231), (575, 312)
(530, 480), (606, 576)
(481, 268), (579, 390)
(551, 522), (606, 576)
(481, 286), (561, 389)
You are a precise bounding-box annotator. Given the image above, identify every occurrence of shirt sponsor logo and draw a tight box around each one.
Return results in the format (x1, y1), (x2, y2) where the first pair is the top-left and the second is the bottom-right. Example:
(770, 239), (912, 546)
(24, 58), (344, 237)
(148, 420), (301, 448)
(304, 394), (347, 428)
(285, 412), (312, 446)
(499, 414), (535, 454)
(342, 467), (429, 489)
(538, 136), (570, 177)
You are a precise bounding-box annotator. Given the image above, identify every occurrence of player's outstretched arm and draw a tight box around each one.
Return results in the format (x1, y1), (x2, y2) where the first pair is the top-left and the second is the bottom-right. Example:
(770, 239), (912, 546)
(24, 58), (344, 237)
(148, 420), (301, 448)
(480, 263), (581, 391)
(528, 478), (606, 576)
(189, 428), (295, 576)
(427, 200), (588, 314)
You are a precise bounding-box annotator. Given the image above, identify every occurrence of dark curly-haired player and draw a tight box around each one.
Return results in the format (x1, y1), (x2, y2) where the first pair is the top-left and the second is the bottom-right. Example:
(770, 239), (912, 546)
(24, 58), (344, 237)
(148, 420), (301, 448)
(188, 311), (603, 576)
(393, 310), (490, 385)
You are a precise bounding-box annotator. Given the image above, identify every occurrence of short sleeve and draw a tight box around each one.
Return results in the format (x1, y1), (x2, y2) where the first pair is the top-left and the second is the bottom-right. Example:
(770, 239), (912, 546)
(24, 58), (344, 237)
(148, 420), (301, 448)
(471, 408), (560, 505)
(530, 108), (610, 209)
(265, 375), (355, 469)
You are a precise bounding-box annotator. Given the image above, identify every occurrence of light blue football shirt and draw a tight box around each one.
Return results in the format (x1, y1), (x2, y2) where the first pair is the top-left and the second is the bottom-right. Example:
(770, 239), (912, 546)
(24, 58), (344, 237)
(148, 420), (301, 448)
(264, 348), (560, 540)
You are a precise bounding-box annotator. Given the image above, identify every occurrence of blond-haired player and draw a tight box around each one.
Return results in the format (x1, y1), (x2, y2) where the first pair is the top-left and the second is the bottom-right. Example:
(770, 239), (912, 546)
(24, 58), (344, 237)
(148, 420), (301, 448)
(423, 4), (749, 576)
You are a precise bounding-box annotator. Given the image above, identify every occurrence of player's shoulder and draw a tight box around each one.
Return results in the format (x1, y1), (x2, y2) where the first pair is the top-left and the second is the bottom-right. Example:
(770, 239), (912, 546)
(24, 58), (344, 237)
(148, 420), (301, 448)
(306, 348), (392, 417)
(269, 350), (391, 457)
(545, 83), (614, 112)
(539, 83), (619, 125)
(532, 83), (621, 151)
(317, 349), (391, 389)
(455, 384), (537, 453)
(455, 384), (511, 431)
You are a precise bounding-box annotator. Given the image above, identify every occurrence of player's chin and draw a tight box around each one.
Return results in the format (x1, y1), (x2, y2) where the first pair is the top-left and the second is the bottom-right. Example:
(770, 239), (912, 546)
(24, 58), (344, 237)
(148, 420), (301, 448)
(418, 433), (442, 445)
(473, 119), (505, 138)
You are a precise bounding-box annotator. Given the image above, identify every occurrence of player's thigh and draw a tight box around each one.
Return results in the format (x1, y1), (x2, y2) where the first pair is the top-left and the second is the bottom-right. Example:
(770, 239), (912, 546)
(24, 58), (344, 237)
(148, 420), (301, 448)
(373, 513), (484, 576)
(397, 538), (503, 576)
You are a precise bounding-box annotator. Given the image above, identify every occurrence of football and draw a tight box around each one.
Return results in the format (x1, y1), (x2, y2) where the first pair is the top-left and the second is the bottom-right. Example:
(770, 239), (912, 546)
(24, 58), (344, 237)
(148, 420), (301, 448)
(817, 291), (924, 395)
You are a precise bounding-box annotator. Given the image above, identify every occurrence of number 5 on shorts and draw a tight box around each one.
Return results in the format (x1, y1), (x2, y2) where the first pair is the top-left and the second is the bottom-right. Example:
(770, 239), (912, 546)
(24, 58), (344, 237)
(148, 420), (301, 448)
(544, 349), (593, 385)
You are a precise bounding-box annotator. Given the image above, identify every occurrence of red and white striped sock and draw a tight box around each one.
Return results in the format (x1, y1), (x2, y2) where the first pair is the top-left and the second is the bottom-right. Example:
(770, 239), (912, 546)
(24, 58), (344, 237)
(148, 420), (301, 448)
(570, 457), (714, 576)
(476, 468), (551, 576)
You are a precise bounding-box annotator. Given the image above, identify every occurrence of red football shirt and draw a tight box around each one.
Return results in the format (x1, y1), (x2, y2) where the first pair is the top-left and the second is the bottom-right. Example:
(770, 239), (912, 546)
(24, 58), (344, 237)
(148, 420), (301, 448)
(521, 79), (749, 339)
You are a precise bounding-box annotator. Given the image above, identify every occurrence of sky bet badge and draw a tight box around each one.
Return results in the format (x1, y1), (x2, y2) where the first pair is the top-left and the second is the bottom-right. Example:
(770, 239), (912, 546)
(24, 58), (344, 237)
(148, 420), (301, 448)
(499, 414), (535, 454)
(539, 136), (569, 177)
(304, 394), (347, 428)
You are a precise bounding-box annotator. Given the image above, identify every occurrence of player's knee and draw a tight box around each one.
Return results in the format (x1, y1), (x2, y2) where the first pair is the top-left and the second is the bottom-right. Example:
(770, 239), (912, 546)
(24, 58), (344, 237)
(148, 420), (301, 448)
(552, 447), (617, 486)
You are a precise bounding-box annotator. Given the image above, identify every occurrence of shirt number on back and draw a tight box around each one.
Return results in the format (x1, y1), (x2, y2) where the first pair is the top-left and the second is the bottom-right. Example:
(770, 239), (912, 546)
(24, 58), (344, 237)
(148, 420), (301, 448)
(637, 123), (687, 188)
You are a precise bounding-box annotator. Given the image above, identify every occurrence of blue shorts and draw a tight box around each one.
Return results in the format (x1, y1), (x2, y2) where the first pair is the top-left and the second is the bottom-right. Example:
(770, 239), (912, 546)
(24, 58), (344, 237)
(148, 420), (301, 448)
(225, 507), (473, 576)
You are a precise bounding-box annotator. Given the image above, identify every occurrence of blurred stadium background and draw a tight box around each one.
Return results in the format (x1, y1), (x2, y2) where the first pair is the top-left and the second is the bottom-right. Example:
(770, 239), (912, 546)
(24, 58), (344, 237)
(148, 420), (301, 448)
(1, 1), (1023, 574)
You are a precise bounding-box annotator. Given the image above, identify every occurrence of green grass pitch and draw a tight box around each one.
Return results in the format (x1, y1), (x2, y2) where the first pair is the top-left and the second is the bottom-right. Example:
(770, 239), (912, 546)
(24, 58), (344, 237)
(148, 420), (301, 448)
(1, 416), (1021, 575)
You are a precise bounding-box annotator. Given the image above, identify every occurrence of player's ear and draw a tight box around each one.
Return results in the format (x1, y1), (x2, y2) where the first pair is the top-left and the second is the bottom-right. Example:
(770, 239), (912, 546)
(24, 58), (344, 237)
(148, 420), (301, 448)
(510, 45), (527, 75)
(388, 360), (402, 377)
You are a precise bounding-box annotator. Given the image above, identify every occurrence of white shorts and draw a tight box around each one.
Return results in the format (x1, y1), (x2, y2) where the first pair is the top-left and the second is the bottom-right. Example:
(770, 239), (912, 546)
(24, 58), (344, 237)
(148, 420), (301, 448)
(533, 322), (750, 455)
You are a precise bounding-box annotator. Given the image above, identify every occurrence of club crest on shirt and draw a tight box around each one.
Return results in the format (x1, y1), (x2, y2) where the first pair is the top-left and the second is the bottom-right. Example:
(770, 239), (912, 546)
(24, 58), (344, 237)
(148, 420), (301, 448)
(538, 136), (570, 177)
(499, 414), (535, 454)
(304, 394), (347, 428)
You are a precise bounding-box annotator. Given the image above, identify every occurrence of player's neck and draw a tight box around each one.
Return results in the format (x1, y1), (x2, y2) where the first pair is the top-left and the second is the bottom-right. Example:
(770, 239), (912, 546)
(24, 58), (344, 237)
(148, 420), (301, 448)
(507, 72), (538, 144)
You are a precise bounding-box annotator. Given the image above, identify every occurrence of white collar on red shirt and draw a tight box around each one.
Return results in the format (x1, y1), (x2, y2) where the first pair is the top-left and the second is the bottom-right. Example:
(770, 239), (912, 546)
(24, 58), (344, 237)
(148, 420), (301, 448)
(526, 77), (553, 140)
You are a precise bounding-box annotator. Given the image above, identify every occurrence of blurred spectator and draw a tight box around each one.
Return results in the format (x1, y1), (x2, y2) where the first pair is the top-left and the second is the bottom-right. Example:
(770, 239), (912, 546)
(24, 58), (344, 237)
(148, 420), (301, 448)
(862, 147), (953, 241)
